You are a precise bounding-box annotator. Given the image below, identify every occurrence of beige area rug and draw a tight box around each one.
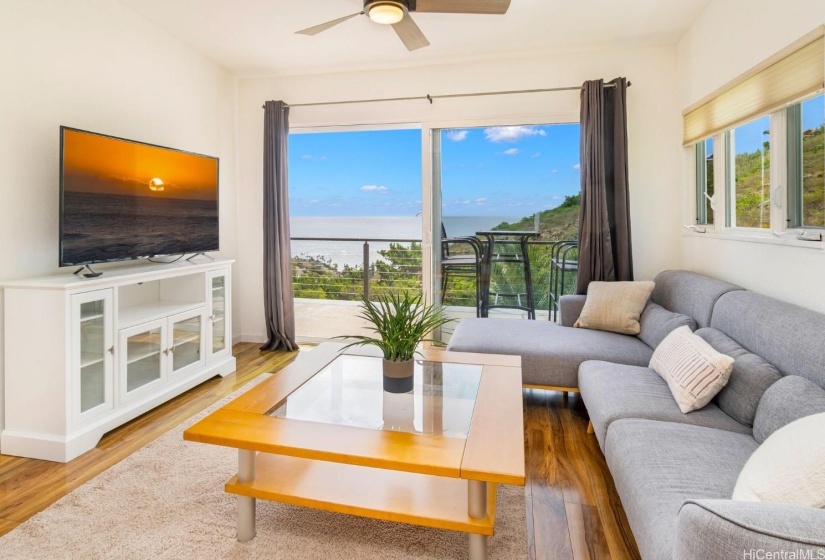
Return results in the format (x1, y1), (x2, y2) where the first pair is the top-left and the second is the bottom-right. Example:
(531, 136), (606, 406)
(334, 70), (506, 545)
(1, 374), (528, 559)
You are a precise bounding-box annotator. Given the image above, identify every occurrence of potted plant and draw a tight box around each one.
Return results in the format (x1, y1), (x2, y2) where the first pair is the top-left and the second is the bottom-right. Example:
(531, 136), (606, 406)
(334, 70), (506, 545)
(340, 291), (452, 393)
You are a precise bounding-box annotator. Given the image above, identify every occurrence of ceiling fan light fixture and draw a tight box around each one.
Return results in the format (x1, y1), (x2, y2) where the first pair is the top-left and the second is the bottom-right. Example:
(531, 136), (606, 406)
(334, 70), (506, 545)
(367, 1), (405, 25)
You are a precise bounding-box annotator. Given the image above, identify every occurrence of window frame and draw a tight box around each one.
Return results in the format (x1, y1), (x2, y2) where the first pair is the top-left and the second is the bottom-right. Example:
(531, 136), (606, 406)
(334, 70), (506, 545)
(786, 92), (825, 231)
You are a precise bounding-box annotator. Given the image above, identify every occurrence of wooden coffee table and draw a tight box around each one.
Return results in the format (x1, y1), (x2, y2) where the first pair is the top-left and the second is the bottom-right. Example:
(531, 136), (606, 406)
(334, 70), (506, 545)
(183, 343), (524, 559)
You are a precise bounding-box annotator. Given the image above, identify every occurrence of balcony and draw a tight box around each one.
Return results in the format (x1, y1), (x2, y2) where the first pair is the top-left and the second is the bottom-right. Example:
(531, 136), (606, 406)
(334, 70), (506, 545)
(292, 236), (577, 343)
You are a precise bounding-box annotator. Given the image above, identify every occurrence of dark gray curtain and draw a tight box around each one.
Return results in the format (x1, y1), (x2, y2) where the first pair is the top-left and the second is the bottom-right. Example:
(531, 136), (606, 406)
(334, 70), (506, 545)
(261, 100), (296, 351)
(576, 78), (633, 294)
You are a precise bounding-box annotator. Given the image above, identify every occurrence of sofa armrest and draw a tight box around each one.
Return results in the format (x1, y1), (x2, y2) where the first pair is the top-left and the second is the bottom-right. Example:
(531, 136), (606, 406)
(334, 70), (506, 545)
(675, 499), (825, 560)
(558, 295), (587, 327)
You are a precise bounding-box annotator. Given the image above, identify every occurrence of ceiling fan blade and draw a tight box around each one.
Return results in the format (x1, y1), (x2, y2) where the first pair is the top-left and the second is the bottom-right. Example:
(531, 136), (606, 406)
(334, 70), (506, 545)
(413, 0), (510, 14)
(295, 11), (362, 36)
(392, 12), (430, 51)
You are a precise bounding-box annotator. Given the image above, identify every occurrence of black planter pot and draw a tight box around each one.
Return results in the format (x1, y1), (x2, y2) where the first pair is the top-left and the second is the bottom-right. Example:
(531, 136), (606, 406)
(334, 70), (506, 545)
(382, 358), (414, 393)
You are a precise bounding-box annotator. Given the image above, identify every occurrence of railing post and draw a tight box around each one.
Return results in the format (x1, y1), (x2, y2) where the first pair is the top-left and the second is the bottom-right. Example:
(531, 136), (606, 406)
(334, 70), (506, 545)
(363, 241), (370, 300)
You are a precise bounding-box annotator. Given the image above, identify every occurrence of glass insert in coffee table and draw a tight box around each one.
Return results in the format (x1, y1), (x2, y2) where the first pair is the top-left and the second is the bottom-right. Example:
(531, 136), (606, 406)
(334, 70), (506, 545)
(269, 354), (483, 439)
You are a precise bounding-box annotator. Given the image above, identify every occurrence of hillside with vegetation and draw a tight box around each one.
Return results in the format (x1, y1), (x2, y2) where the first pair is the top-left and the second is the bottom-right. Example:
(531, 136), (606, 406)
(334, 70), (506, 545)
(733, 123), (823, 227)
(492, 194), (580, 241)
(799, 124), (824, 226)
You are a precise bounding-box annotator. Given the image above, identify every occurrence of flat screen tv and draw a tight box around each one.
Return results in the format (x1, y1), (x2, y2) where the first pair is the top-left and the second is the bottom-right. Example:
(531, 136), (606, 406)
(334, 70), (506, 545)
(59, 126), (219, 267)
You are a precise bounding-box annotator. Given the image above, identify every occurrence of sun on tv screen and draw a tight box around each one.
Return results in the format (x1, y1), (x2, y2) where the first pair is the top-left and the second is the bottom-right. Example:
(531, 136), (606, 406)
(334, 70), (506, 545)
(59, 127), (219, 267)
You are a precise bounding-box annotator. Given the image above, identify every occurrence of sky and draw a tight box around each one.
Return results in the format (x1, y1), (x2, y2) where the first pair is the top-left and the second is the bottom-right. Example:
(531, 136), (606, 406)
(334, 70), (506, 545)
(288, 123), (581, 218)
(733, 94), (824, 154)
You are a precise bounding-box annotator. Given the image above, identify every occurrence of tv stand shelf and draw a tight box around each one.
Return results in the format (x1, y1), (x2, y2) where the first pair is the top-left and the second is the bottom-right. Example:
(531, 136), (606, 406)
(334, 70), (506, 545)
(119, 300), (204, 329)
(1, 259), (235, 462)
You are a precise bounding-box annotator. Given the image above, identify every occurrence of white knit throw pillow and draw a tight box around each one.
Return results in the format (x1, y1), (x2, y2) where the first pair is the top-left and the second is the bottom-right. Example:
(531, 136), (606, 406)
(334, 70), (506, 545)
(649, 325), (734, 413)
(733, 412), (825, 508)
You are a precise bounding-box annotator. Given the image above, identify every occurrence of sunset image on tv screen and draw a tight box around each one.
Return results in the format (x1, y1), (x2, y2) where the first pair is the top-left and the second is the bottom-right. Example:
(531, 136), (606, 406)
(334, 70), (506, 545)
(60, 128), (219, 265)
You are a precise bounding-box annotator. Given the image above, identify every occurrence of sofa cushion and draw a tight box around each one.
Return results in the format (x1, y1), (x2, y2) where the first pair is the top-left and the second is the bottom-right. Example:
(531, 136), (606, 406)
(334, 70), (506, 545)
(637, 302), (697, 349)
(574, 281), (655, 335)
(605, 419), (759, 560)
(447, 319), (653, 388)
(579, 361), (751, 450)
(695, 328), (782, 427)
(649, 326), (734, 413)
(733, 412), (825, 508)
(676, 500), (825, 560)
(753, 375), (825, 443)
(711, 291), (825, 389)
(651, 270), (742, 328)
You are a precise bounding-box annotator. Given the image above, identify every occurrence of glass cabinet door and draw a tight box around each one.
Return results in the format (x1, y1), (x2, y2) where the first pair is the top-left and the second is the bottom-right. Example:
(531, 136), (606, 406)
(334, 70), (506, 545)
(72, 289), (114, 425)
(207, 270), (230, 359)
(169, 310), (205, 377)
(118, 319), (166, 403)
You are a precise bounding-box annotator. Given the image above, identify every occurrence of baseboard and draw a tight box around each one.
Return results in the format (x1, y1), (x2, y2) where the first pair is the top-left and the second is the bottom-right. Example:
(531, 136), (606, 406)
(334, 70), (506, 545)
(238, 333), (267, 344)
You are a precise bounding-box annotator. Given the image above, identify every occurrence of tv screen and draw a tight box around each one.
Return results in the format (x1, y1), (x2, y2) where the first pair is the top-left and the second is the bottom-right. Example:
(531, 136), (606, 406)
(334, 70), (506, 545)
(59, 127), (219, 267)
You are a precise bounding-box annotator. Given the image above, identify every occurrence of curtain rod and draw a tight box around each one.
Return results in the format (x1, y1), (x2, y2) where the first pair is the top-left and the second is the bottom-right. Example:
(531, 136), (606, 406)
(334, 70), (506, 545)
(261, 81), (631, 109)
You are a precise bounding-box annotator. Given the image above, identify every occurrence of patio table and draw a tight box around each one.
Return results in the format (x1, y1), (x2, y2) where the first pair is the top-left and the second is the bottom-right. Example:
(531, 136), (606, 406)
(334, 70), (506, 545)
(475, 230), (538, 320)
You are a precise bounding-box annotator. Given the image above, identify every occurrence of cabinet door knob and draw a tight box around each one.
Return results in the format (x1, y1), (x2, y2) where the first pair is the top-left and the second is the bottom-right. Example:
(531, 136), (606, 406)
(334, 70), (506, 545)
(209, 314), (217, 321)
(108, 346), (115, 354)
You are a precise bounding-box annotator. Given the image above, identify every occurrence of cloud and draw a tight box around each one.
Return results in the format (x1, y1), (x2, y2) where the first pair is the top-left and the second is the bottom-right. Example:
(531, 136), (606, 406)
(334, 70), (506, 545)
(360, 185), (388, 193)
(484, 126), (547, 143)
(301, 155), (312, 160)
(301, 154), (328, 161)
(531, 152), (541, 158)
(551, 169), (558, 174)
(573, 163), (581, 170)
(446, 130), (469, 142)
(503, 148), (520, 156)
(551, 195), (564, 200)
(476, 197), (487, 206)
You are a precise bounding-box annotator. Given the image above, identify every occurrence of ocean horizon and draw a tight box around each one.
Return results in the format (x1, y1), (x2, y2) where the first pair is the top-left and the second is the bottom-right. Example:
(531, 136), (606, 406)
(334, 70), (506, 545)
(291, 215), (523, 269)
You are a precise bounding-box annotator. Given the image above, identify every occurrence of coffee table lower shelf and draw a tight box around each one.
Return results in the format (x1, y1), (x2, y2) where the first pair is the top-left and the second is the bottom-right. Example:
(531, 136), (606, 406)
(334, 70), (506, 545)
(225, 452), (497, 536)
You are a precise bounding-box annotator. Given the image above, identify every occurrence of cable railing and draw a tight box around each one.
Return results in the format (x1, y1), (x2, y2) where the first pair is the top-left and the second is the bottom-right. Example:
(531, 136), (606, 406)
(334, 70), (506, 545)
(290, 236), (578, 313)
(292, 237), (423, 301)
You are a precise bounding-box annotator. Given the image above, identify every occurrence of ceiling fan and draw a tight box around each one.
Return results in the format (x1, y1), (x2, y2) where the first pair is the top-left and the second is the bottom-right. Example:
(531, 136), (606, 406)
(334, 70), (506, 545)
(295, 0), (511, 52)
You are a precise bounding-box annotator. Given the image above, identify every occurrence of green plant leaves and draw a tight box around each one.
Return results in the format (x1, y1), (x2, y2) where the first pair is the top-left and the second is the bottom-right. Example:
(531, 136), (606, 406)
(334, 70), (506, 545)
(337, 292), (452, 361)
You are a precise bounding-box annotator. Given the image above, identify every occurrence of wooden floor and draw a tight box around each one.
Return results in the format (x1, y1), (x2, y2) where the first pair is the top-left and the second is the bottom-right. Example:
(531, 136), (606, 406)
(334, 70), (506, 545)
(0, 343), (640, 559)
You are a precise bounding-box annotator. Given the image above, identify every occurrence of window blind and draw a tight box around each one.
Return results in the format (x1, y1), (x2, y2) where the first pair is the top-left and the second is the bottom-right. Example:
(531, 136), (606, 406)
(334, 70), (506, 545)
(683, 31), (824, 146)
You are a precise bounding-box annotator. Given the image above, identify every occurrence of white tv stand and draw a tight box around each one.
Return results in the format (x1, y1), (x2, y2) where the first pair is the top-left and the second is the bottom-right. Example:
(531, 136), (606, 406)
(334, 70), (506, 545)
(1, 259), (236, 462)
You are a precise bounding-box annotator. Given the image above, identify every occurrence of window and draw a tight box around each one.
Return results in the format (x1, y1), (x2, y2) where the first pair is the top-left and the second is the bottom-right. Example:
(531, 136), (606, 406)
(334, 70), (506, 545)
(695, 138), (714, 225)
(685, 31), (824, 241)
(728, 116), (771, 229)
(788, 93), (825, 229)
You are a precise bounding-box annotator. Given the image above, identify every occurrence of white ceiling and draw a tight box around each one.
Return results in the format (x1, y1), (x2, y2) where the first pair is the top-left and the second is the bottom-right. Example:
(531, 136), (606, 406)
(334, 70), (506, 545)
(120, 0), (711, 77)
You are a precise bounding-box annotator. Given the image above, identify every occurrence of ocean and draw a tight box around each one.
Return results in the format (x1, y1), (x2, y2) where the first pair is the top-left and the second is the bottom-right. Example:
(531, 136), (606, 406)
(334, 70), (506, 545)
(62, 192), (218, 265)
(291, 215), (522, 269)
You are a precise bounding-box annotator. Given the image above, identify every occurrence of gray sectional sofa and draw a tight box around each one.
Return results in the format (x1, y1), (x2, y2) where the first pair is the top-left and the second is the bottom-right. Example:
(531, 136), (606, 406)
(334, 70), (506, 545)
(448, 270), (825, 559)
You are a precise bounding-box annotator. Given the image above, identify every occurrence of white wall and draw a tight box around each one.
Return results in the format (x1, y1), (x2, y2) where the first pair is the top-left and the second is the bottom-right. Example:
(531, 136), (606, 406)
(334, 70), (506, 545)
(236, 45), (683, 341)
(676, 0), (825, 312)
(0, 0), (238, 437)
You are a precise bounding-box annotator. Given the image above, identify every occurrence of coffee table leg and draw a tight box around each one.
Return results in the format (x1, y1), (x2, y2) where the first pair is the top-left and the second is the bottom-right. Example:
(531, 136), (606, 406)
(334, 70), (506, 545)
(468, 480), (488, 560)
(237, 449), (256, 542)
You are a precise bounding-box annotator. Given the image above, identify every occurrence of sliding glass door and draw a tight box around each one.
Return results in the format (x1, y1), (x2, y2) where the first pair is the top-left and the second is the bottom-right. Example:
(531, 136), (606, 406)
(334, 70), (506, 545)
(430, 123), (581, 341)
(288, 127), (423, 341)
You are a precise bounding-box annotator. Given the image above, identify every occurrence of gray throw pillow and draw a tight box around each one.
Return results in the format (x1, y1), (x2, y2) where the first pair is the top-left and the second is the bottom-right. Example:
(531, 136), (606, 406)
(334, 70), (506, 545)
(753, 375), (825, 443)
(637, 302), (696, 349)
(695, 328), (782, 427)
